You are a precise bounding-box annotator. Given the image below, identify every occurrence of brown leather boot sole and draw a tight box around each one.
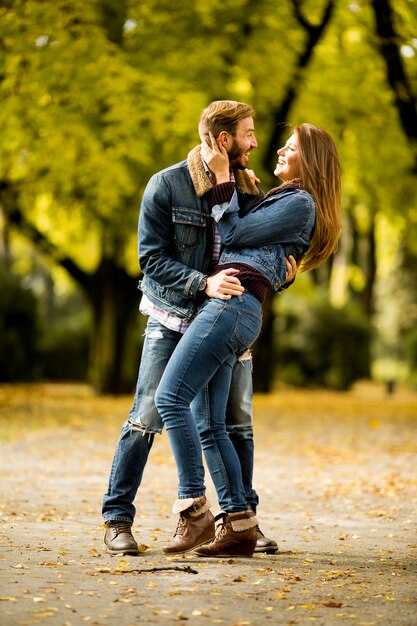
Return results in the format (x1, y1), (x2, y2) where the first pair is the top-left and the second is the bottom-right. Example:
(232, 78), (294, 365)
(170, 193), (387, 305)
(106, 546), (139, 555)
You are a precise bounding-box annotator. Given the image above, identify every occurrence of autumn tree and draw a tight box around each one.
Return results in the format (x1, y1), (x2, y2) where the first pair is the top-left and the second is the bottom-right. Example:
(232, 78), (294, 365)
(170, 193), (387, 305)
(0, 0), (208, 392)
(1, 0), (416, 391)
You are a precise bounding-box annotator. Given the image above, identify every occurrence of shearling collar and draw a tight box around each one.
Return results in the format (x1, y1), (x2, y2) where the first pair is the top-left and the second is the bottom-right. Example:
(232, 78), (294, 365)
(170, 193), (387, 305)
(187, 145), (260, 198)
(264, 178), (303, 198)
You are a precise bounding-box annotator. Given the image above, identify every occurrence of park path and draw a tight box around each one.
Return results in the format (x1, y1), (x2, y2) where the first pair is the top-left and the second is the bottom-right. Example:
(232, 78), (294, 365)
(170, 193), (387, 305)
(0, 382), (416, 626)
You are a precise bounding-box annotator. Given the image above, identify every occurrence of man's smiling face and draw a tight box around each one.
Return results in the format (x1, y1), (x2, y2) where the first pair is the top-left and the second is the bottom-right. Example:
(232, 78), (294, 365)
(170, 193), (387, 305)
(227, 116), (258, 170)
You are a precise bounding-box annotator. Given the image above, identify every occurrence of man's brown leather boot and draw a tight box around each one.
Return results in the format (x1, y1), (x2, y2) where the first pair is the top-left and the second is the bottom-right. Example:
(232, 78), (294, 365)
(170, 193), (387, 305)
(255, 526), (278, 554)
(104, 521), (139, 555)
(163, 496), (215, 554)
(195, 510), (258, 557)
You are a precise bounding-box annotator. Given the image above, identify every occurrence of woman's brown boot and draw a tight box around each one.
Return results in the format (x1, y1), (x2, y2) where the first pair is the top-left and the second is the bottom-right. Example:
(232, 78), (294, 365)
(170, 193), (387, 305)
(194, 510), (258, 557)
(162, 496), (215, 554)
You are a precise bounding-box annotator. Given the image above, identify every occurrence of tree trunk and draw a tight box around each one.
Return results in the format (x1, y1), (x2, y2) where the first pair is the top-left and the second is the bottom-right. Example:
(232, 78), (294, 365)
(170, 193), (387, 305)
(363, 213), (377, 318)
(344, 208), (376, 379)
(88, 258), (141, 394)
(253, 0), (335, 392)
(371, 0), (417, 171)
(263, 0), (335, 172)
(3, 189), (141, 394)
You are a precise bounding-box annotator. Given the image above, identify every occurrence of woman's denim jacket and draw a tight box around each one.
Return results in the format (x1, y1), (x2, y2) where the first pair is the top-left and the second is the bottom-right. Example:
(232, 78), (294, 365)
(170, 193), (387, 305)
(212, 187), (316, 291)
(138, 155), (262, 321)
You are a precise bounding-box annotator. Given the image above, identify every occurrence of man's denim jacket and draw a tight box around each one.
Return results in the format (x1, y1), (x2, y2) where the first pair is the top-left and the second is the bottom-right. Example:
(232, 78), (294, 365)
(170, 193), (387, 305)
(138, 146), (262, 321)
(212, 187), (316, 291)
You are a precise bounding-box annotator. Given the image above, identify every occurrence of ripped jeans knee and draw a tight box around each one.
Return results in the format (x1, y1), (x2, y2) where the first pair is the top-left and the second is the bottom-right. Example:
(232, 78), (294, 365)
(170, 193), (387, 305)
(237, 349), (252, 364)
(126, 417), (157, 442)
(128, 405), (164, 436)
(128, 318), (183, 435)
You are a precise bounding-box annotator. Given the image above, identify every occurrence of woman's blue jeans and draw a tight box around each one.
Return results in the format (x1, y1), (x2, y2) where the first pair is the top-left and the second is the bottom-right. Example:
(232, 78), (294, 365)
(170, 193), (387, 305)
(155, 292), (262, 512)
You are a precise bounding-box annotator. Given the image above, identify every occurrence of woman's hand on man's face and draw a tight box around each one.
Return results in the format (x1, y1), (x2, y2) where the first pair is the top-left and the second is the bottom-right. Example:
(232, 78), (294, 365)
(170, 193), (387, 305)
(201, 132), (230, 184)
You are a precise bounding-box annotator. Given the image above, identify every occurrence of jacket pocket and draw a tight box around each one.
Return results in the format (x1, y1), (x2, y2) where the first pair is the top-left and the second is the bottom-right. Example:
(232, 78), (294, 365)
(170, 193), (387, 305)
(172, 207), (207, 250)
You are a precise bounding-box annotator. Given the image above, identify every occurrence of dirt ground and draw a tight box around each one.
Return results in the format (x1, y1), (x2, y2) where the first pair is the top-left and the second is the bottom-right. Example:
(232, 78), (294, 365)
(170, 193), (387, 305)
(0, 382), (417, 626)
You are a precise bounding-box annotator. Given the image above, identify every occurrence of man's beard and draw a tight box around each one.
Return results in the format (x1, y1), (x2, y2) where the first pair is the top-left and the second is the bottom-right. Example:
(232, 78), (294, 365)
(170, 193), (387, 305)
(228, 141), (247, 170)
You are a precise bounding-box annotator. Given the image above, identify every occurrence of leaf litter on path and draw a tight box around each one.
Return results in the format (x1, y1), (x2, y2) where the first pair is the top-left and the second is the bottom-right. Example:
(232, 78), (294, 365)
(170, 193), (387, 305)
(0, 381), (416, 625)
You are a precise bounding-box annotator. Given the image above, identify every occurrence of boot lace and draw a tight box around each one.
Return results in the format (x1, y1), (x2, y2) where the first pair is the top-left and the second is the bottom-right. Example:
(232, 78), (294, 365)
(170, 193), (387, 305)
(172, 515), (187, 537)
(211, 514), (228, 544)
(110, 521), (132, 538)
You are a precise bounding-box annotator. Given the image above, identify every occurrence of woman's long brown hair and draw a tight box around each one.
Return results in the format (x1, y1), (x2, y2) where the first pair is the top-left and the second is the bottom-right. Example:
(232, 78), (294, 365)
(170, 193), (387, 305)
(294, 123), (342, 271)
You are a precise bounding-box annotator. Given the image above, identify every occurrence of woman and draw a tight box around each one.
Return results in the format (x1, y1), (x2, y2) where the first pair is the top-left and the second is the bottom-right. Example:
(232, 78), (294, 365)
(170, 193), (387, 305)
(155, 123), (342, 557)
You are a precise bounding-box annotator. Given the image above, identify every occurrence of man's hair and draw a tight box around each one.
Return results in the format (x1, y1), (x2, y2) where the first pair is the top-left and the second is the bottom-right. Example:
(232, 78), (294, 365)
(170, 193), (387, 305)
(198, 100), (254, 144)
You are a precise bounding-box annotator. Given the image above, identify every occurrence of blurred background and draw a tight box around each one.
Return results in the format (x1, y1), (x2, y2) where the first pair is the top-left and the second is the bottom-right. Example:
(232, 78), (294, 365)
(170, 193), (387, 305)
(0, 0), (416, 395)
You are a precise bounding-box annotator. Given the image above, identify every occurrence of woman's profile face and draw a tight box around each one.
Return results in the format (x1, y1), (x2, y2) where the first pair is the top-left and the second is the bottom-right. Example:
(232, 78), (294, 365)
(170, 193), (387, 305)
(274, 133), (300, 181)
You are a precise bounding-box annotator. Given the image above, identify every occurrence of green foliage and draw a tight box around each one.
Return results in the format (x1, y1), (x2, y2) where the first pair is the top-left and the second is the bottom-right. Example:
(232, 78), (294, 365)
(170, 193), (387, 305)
(275, 298), (371, 390)
(0, 268), (39, 381)
(37, 290), (91, 381)
(1, 0), (416, 389)
(403, 327), (417, 389)
(39, 324), (90, 381)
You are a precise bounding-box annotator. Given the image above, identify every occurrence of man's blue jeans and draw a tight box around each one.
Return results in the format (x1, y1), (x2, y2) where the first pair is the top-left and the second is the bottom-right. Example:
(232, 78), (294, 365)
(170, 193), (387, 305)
(102, 316), (258, 524)
(155, 292), (262, 512)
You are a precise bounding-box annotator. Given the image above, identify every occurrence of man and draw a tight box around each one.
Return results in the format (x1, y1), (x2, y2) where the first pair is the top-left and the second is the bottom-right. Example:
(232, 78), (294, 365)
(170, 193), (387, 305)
(102, 100), (290, 555)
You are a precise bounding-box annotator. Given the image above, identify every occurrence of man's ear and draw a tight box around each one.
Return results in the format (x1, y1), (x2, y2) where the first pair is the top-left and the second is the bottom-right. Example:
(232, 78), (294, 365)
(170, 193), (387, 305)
(218, 131), (228, 148)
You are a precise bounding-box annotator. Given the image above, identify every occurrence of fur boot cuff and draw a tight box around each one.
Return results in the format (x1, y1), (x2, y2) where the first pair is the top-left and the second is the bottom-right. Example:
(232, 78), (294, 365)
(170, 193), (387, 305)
(172, 496), (210, 516)
(228, 512), (258, 532)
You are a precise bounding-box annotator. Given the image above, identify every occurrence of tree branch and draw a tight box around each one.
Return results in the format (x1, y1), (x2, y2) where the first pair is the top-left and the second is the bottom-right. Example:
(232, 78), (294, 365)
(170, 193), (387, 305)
(263, 0), (335, 171)
(1, 184), (93, 292)
(370, 0), (417, 168)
